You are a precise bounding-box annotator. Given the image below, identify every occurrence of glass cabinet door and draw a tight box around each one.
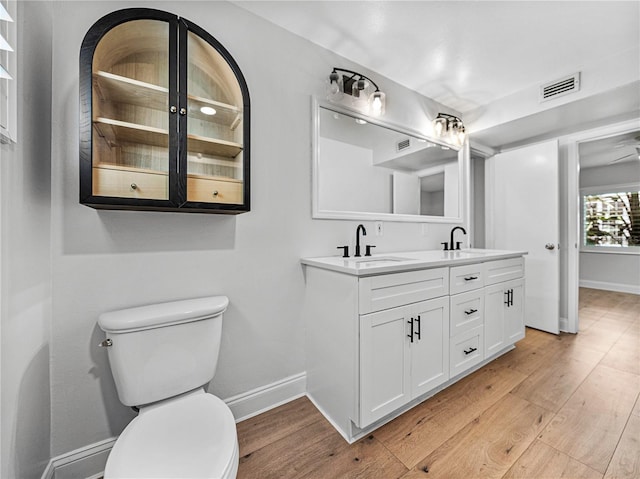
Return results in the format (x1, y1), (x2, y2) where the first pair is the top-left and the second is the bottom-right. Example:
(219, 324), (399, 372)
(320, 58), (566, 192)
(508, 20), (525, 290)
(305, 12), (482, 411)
(91, 19), (172, 201)
(184, 30), (245, 206)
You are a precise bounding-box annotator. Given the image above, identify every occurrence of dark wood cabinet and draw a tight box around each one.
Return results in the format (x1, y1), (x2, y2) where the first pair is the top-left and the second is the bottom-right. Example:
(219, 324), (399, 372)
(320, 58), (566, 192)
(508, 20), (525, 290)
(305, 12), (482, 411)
(80, 8), (250, 214)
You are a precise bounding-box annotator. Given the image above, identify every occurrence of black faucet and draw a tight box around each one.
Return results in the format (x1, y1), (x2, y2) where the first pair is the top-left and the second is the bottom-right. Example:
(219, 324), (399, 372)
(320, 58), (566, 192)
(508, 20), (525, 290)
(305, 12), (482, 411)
(355, 224), (367, 257)
(446, 226), (467, 251)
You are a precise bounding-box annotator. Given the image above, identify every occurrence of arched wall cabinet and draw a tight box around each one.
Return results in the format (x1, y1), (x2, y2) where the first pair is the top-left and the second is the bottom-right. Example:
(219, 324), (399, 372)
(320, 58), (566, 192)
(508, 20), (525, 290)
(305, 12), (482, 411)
(79, 8), (251, 214)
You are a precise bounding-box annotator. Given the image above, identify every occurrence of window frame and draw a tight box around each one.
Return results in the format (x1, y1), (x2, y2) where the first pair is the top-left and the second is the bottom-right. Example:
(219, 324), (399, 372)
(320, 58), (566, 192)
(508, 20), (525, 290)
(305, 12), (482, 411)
(580, 182), (640, 255)
(0, 0), (16, 144)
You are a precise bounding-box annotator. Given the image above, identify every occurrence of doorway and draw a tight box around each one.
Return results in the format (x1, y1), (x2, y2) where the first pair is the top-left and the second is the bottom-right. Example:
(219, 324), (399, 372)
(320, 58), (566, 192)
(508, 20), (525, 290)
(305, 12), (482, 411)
(565, 119), (640, 333)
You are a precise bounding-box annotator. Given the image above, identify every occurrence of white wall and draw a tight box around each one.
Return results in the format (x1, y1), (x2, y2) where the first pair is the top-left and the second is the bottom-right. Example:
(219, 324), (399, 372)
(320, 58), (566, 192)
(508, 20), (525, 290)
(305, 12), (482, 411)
(0, 2), (53, 478)
(48, 0), (466, 460)
(578, 162), (640, 293)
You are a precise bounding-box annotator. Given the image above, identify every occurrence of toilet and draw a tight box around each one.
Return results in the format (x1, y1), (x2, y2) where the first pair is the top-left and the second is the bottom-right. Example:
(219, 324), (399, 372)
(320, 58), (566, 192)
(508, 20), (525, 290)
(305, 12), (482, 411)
(97, 296), (238, 479)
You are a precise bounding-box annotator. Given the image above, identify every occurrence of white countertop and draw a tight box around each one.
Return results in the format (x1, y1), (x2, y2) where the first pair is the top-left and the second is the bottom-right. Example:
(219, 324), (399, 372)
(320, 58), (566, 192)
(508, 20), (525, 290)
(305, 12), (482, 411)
(301, 248), (527, 276)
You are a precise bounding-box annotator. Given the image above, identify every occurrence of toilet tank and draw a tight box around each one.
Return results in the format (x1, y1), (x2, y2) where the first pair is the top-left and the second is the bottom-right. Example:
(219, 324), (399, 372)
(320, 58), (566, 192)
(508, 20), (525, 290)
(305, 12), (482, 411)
(98, 296), (229, 407)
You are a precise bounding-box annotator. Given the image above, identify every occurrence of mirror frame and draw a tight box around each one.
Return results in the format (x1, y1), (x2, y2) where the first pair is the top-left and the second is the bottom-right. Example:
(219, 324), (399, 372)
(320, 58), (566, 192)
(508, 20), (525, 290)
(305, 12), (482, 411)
(312, 97), (469, 223)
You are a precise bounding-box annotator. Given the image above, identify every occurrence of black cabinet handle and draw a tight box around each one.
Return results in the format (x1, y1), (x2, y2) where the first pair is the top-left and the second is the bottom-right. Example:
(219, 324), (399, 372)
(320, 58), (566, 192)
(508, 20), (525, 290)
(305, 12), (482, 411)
(504, 290), (510, 306)
(415, 315), (421, 340)
(407, 318), (414, 343)
(463, 347), (478, 355)
(464, 276), (478, 281)
(510, 289), (514, 306)
(464, 308), (478, 315)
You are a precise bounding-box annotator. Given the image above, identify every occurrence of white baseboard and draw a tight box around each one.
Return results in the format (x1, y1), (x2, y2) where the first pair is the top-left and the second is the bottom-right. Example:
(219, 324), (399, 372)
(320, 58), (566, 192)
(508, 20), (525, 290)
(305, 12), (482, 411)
(579, 279), (640, 295)
(559, 316), (569, 333)
(40, 437), (115, 479)
(40, 373), (307, 479)
(225, 372), (307, 422)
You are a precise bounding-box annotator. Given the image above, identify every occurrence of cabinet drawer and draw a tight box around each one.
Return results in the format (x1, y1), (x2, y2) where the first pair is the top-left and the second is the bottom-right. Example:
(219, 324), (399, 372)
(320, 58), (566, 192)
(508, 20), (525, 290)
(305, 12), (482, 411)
(484, 257), (524, 286)
(92, 166), (168, 200)
(450, 290), (484, 337)
(359, 268), (449, 314)
(450, 263), (485, 294)
(450, 325), (484, 377)
(187, 176), (243, 204)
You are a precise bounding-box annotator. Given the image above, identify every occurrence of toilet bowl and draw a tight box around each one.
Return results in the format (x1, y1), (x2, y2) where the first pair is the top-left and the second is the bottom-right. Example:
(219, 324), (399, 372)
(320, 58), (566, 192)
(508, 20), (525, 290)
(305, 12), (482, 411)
(105, 389), (238, 478)
(98, 296), (238, 478)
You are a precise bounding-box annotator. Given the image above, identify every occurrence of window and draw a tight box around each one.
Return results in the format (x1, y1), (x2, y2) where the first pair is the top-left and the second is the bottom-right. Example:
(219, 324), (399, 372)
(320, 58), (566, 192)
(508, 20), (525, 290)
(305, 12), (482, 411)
(0, 0), (15, 143)
(582, 187), (640, 249)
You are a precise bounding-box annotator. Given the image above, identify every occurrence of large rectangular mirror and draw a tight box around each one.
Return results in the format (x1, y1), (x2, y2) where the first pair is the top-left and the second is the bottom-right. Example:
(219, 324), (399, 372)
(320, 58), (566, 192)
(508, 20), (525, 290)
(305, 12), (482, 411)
(312, 100), (467, 223)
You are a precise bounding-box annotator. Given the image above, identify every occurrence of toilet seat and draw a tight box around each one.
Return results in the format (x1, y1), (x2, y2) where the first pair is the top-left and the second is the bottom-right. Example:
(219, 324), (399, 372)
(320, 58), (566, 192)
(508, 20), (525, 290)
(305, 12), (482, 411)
(104, 389), (239, 479)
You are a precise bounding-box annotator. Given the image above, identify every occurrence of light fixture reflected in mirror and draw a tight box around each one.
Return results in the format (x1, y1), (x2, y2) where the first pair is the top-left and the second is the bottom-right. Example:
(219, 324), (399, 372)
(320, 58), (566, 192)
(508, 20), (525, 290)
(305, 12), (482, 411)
(327, 67), (386, 116)
(433, 113), (466, 146)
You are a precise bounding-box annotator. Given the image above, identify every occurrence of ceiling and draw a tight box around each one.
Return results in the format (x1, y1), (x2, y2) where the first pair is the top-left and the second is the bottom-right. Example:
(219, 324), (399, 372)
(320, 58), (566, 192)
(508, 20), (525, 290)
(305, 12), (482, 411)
(234, 1), (640, 149)
(579, 130), (640, 170)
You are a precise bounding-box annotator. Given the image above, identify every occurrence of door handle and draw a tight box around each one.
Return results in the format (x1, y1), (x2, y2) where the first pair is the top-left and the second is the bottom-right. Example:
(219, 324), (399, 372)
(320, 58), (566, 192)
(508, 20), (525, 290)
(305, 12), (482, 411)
(407, 318), (414, 343)
(545, 243), (556, 250)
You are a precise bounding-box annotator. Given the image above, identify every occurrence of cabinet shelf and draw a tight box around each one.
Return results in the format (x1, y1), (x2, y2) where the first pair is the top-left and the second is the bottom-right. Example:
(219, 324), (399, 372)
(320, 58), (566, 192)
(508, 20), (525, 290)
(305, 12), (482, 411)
(94, 117), (243, 158)
(93, 70), (242, 129)
(94, 71), (169, 111)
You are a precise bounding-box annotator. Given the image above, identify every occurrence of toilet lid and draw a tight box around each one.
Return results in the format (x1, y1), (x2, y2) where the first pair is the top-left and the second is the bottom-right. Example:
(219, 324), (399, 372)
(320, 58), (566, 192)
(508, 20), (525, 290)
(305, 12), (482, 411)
(105, 391), (238, 478)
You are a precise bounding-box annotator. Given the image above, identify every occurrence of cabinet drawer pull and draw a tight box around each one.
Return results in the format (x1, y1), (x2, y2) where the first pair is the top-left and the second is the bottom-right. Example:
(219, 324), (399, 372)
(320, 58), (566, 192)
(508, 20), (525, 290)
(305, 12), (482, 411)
(415, 315), (421, 340)
(463, 347), (477, 355)
(464, 276), (478, 281)
(407, 318), (414, 343)
(464, 308), (478, 315)
(130, 183), (138, 190)
(212, 190), (219, 197)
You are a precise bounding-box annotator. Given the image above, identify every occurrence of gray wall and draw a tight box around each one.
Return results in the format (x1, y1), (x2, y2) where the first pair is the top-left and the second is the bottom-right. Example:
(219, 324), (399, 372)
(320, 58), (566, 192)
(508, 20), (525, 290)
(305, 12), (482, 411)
(0, 2), (53, 478)
(47, 0), (465, 459)
(578, 161), (640, 292)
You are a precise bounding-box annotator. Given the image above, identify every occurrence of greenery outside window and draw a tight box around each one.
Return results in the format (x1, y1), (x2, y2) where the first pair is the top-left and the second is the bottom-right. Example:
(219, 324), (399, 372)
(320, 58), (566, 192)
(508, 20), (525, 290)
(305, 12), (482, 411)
(582, 184), (640, 252)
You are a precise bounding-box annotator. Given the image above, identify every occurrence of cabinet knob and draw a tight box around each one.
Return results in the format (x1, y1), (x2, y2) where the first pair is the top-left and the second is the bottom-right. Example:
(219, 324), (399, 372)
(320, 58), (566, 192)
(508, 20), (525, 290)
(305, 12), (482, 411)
(130, 183), (138, 190)
(545, 243), (556, 250)
(170, 105), (177, 114)
(179, 107), (187, 116)
(212, 190), (219, 197)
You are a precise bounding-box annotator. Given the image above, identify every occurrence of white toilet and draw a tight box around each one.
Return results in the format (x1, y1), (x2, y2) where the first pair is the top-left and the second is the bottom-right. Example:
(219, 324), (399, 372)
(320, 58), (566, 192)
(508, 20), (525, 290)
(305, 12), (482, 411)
(98, 296), (239, 479)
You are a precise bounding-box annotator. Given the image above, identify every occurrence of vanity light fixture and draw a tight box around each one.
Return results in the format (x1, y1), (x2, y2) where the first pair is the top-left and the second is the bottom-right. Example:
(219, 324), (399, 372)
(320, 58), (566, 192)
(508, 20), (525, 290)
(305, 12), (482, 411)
(328, 67), (386, 116)
(433, 113), (466, 146)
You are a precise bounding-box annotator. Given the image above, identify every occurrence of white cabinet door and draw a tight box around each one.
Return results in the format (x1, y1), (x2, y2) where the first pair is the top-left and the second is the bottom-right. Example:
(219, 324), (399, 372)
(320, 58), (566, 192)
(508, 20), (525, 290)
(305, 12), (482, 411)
(505, 279), (525, 344)
(410, 297), (450, 398)
(484, 283), (507, 357)
(485, 278), (525, 358)
(359, 306), (411, 427)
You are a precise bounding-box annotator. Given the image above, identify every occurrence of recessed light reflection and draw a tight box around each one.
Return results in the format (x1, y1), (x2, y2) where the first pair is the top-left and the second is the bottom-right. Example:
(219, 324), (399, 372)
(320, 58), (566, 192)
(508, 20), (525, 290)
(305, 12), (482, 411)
(200, 106), (217, 116)
(355, 118), (367, 125)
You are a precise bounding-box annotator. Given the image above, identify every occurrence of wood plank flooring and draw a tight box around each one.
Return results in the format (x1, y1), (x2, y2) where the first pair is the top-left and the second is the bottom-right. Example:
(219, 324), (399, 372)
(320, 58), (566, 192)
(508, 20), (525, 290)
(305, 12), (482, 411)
(236, 288), (640, 479)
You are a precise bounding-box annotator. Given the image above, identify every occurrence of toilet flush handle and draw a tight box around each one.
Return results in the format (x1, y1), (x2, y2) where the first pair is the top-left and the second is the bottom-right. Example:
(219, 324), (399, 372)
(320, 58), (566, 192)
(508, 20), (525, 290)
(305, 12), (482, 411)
(98, 338), (113, 348)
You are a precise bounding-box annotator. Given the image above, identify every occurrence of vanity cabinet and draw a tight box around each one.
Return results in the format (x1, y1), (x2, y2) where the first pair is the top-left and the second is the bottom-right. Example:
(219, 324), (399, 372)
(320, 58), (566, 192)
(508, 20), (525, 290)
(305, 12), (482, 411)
(302, 251), (526, 444)
(80, 8), (250, 213)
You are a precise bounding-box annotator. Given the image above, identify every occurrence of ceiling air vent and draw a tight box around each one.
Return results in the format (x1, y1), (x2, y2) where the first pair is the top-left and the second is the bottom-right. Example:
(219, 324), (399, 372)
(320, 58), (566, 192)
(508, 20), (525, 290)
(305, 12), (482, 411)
(540, 73), (580, 102)
(397, 138), (411, 152)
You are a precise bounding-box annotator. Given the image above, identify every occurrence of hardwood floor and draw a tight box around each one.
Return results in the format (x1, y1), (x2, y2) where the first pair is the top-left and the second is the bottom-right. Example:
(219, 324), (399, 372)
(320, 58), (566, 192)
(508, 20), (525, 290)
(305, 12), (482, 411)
(236, 288), (640, 479)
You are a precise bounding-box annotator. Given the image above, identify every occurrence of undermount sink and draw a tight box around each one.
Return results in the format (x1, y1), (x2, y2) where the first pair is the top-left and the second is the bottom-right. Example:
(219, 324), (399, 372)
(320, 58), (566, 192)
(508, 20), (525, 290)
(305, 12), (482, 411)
(351, 256), (412, 267)
(447, 250), (488, 256)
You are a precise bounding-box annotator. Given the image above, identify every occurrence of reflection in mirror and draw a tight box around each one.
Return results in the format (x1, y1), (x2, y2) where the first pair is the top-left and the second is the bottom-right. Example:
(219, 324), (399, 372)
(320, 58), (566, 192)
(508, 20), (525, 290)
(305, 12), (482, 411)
(314, 103), (464, 222)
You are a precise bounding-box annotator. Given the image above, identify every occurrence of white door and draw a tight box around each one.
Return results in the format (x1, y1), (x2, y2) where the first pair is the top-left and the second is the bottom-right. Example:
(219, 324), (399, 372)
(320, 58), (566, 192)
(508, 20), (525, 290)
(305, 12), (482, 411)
(486, 140), (560, 334)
